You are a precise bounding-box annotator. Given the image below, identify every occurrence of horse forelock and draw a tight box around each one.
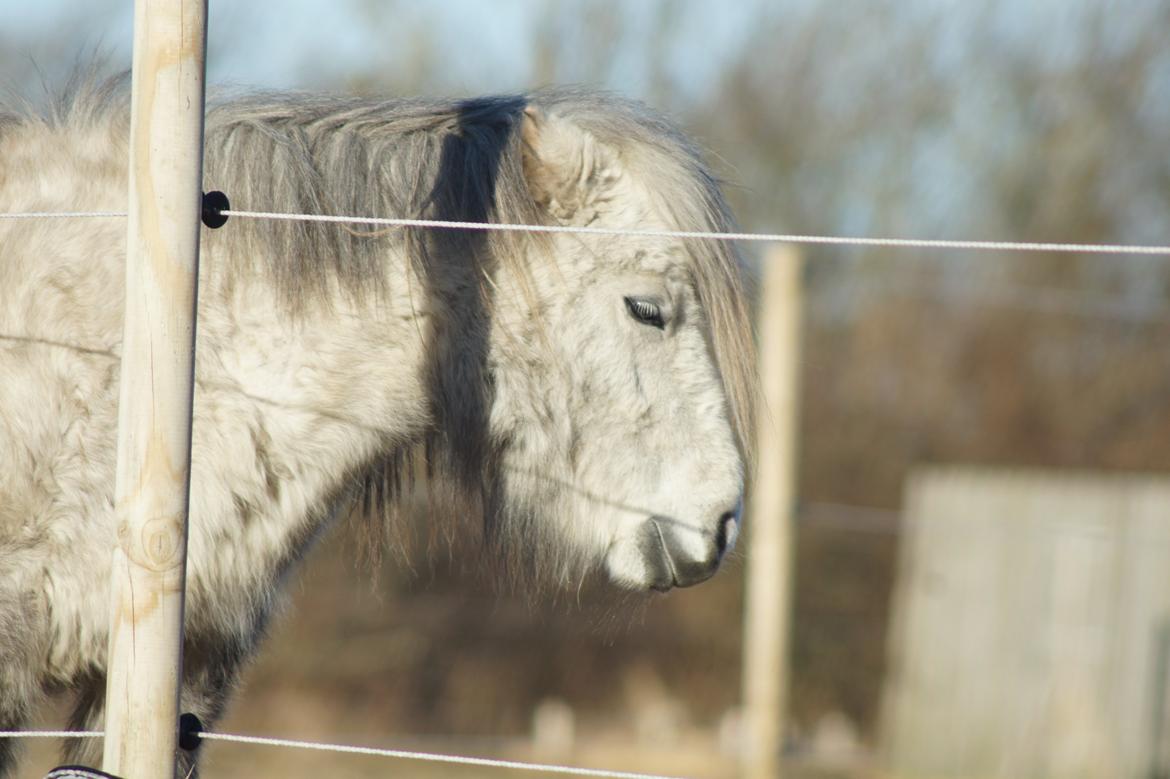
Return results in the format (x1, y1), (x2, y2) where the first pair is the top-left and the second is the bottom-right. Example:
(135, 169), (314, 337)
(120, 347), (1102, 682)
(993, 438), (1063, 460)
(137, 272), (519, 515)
(526, 89), (760, 472)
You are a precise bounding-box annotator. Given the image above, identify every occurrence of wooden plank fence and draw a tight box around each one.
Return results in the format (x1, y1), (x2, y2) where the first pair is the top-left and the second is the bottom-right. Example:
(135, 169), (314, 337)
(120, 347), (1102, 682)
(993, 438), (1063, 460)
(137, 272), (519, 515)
(882, 467), (1170, 779)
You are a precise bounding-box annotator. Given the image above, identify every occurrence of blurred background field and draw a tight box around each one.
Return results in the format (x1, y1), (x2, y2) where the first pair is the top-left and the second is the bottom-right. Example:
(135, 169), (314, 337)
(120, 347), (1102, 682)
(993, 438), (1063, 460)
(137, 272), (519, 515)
(9, 1), (1170, 777)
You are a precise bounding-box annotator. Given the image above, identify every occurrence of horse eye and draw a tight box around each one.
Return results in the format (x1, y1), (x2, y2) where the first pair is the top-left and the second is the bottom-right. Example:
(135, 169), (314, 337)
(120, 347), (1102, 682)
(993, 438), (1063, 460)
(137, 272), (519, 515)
(624, 296), (666, 329)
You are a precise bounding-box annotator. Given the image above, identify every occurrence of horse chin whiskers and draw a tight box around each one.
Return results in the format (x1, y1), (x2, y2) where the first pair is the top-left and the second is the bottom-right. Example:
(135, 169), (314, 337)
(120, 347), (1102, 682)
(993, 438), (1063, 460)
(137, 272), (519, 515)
(648, 518), (680, 592)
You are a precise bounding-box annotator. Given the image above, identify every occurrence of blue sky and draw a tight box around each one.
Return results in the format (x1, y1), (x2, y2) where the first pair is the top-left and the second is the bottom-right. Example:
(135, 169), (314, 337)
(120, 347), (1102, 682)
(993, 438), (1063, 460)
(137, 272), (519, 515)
(2, 0), (778, 100)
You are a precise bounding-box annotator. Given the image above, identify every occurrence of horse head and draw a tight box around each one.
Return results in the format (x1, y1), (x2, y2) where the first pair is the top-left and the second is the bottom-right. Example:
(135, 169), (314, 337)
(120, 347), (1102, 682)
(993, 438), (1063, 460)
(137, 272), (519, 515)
(482, 99), (756, 591)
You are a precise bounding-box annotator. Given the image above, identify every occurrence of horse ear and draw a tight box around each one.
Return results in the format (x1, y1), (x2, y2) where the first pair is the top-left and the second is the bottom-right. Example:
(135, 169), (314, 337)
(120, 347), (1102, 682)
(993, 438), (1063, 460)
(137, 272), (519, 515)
(520, 105), (622, 223)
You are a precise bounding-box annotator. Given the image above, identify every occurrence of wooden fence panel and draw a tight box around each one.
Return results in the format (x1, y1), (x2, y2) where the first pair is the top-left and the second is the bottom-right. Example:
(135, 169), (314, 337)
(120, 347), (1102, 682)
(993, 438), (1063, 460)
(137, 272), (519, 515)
(882, 467), (1170, 779)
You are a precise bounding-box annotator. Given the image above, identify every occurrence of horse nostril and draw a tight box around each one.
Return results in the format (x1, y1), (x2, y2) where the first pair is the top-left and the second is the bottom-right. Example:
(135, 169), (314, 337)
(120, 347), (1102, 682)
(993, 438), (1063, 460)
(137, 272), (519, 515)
(715, 511), (737, 557)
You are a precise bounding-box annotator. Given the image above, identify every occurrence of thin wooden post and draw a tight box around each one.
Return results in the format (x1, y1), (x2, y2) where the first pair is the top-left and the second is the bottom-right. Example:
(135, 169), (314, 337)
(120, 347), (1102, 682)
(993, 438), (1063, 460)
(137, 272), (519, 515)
(102, 1), (208, 776)
(741, 246), (802, 779)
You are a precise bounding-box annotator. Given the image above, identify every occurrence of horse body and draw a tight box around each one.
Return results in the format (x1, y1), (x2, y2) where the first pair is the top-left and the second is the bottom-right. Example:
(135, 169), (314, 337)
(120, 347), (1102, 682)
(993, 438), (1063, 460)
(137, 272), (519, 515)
(0, 80), (755, 775)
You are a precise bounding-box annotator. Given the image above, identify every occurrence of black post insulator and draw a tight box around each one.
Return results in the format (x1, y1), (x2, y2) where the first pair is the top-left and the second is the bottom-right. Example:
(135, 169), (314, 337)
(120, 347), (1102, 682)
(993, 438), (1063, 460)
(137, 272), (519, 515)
(201, 190), (230, 229)
(178, 712), (204, 752)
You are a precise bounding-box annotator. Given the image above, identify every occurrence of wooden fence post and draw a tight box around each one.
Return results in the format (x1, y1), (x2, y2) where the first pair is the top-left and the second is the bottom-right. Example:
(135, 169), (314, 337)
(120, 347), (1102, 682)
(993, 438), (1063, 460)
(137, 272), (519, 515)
(101, 1), (208, 776)
(741, 245), (802, 779)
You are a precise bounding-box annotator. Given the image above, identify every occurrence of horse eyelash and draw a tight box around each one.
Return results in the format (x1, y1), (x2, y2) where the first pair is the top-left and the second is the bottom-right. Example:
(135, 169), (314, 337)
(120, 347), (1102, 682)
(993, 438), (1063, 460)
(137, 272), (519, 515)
(624, 296), (666, 329)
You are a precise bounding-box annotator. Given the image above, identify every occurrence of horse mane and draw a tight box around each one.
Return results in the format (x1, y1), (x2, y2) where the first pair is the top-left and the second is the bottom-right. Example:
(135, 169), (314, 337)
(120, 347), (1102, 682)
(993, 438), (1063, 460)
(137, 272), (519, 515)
(10, 76), (758, 575)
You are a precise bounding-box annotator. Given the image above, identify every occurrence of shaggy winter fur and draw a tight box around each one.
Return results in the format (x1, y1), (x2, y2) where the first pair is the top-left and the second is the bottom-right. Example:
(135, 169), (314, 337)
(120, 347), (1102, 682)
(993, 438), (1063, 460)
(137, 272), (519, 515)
(0, 76), (757, 775)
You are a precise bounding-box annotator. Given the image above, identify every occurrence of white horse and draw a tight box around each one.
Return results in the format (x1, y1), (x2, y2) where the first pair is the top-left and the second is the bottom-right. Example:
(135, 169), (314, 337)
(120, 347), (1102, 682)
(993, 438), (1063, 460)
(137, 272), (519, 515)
(0, 76), (757, 776)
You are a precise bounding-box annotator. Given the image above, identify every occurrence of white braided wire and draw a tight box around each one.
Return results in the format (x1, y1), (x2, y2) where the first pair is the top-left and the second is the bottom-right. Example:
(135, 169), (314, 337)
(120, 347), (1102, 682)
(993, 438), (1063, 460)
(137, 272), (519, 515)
(0, 212), (127, 219)
(0, 729), (692, 779)
(3, 207), (1170, 256)
(198, 731), (692, 779)
(0, 731), (103, 739)
(218, 209), (1170, 255)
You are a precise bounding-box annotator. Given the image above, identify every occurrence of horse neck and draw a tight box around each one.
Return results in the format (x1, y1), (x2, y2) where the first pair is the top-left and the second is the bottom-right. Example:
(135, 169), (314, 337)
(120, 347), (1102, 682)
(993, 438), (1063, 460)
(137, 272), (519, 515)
(192, 272), (436, 550)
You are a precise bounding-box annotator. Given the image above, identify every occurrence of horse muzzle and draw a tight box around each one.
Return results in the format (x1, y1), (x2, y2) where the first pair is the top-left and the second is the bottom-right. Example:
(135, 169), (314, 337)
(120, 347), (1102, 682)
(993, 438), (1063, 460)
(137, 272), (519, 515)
(639, 507), (740, 591)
